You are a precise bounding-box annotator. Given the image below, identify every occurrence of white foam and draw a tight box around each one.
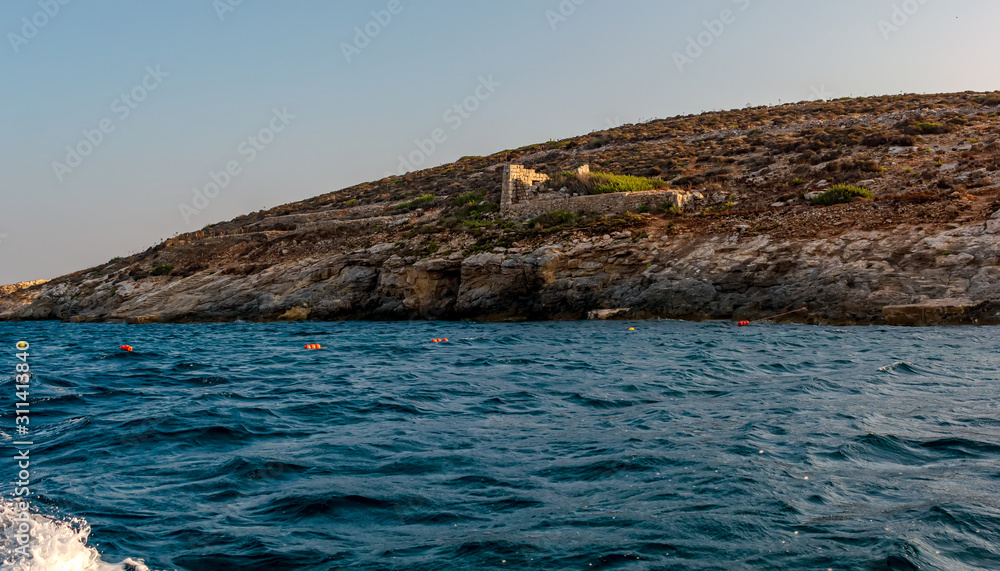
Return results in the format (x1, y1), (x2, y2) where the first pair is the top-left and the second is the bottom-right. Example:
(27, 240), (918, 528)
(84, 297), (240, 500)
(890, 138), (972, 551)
(0, 499), (156, 571)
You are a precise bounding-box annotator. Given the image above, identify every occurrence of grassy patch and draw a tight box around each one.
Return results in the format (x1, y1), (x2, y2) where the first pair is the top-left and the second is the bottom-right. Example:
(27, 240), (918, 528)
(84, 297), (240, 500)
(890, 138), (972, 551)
(701, 202), (736, 215)
(900, 121), (951, 136)
(548, 171), (591, 195)
(449, 191), (500, 225)
(530, 210), (577, 229)
(656, 201), (682, 216)
(591, 171), (667, 194)
(467, 235), (516, 255)
(525, 210), (646, 235)
(396, 194), (435, 210)
(150, 264), (174, 277)
(451, 191), (485, 207)
(811, 184), (873, 206)
(548, 170), (666, 195)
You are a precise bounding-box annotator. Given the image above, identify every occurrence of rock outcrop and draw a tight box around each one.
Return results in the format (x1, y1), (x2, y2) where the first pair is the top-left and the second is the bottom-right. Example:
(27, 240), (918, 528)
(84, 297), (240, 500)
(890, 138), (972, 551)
(5, 92), (1000, 326)
(6, 221), (1000, 326)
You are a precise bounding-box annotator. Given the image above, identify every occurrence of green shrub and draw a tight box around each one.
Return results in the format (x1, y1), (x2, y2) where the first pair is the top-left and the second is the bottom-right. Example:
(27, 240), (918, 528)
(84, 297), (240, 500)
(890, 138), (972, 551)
(450, 191), (499, 222)
(637, 204), (650, 213)
(656, 202), (682, 216)
(586, 138), (607, 149)
(791, 177), (805, 186)
(451, 191), (483, 207)
(546, 169), (666, 196)
(150, 264), (174, 276)
(530, 210), (577, 228)
(590, 171), (666, 194)
(421, 241), (439, 257)
(811, 184), (873, 206)
(911, 122), (951, 135)
(397, 194), (435, 210)
(548, 171), (592, 195)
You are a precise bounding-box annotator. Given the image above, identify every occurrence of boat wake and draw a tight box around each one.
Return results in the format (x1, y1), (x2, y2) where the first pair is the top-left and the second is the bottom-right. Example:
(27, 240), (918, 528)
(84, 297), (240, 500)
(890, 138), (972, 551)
(0, 499), (152, 571)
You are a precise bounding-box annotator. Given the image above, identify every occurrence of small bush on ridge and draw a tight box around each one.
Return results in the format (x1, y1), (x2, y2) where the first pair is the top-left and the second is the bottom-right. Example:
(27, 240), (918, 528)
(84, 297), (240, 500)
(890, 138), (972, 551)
(811, 184), (873, 206)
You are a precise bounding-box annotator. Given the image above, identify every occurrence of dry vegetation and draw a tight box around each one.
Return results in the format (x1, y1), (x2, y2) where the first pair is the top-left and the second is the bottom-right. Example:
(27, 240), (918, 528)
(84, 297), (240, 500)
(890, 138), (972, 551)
(43, 92), (1000, 289)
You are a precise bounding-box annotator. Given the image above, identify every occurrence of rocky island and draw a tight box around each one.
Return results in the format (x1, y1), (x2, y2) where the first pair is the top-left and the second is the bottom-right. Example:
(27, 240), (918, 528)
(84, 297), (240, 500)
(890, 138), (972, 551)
(6, 92), (1000, 326)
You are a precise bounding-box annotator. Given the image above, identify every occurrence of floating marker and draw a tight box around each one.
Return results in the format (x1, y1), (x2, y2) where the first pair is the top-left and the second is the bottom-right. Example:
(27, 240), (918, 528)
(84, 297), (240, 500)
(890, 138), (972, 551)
(120, 345), (134, 352)
(628, 327), (636, 331)
(431, 338), (449, 343)
(737, 307), (807, 328)
(304, 344), (325, 350)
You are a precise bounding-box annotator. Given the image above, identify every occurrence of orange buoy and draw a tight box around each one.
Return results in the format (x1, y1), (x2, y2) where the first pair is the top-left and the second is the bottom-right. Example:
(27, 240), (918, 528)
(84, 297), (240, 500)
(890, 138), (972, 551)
(120, 345), (134, 352)
(305, 344), (325, 350)
(737, 307), (807, 328)
(431, 338), (449, 343)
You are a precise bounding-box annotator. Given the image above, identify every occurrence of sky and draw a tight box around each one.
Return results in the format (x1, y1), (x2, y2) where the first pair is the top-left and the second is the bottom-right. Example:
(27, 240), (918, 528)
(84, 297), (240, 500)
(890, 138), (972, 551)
(1, 0), (998, 284)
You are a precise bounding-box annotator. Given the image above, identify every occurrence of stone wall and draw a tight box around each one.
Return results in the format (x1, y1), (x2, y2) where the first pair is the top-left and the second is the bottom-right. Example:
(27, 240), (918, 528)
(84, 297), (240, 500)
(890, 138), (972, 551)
(501, 165), (550, 210)
(500, 162), (691, 218)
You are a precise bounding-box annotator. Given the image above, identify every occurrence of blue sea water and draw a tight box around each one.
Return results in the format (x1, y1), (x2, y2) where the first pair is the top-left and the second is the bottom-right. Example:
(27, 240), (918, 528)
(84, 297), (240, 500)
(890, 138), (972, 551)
(0, 320), (999, 570)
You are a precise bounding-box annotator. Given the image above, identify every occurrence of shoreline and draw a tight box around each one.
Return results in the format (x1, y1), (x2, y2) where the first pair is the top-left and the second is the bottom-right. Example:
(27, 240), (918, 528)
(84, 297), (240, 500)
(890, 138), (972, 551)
(6, 93), (1000, 329)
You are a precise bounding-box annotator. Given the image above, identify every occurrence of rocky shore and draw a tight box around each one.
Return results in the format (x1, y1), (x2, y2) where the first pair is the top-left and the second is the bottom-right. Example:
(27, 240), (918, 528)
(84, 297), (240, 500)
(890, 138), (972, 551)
(7, 221), (1000, 326)
(6, 92), (1000, 326)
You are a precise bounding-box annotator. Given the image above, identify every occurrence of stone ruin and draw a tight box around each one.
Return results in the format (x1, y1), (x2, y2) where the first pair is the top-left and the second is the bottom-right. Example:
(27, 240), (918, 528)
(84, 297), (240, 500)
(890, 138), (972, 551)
(500, 163), (696, 218)
(500, 164), (553, 210)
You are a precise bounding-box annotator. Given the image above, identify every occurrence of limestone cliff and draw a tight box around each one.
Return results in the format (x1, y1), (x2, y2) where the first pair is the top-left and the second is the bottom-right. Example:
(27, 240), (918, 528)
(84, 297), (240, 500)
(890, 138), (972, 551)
(6, 92), (1000, 326)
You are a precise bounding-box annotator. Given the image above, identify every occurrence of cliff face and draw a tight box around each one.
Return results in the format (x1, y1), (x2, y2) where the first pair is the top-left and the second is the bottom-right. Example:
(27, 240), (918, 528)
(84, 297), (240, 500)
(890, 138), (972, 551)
(6, 92), (1000, 325)
(9, 220), (1000, 326)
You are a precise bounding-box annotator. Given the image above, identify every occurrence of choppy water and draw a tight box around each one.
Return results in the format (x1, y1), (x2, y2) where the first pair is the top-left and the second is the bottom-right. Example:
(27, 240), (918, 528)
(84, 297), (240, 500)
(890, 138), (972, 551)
(1, 321), (999, 570)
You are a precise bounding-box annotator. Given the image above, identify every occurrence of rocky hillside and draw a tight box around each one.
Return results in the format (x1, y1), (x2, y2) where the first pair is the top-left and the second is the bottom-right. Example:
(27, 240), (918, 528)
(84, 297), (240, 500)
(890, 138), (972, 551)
(7, 92), (1000, 325)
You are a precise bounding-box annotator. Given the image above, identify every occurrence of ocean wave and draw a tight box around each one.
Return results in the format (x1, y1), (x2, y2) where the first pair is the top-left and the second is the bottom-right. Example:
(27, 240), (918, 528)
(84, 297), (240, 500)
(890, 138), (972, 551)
(4, 320), (1000, 569)
(0, 499), (153, 571)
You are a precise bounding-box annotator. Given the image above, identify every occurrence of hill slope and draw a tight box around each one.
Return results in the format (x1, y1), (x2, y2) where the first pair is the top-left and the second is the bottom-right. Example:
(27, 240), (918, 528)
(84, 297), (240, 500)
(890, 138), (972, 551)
(6, 92), (1000, 325)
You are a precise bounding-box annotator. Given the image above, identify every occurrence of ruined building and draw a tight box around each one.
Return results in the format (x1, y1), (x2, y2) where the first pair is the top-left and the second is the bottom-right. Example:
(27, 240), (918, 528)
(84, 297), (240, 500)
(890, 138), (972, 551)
(500, 164), (695, 218)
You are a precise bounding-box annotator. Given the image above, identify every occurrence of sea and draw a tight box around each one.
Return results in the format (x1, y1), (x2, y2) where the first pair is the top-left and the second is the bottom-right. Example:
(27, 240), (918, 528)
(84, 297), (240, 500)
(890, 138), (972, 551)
(0, 320), (998, 570)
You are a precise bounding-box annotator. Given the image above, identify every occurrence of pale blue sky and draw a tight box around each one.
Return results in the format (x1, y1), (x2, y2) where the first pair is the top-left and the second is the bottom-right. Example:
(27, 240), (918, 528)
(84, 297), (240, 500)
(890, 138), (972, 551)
(2, 0), (998, 284)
